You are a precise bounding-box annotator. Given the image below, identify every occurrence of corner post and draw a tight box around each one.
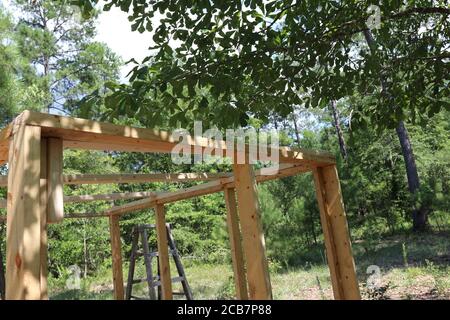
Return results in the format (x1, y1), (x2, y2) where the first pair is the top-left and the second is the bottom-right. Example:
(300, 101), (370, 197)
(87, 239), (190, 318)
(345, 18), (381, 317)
(109, 215), (124, 300)
(155, 204), (173, 300)
(232, 164), (272, 300)
(6, 124), (43, 299)
(224, 187), (248, 300)
(313, 165), (360, 300)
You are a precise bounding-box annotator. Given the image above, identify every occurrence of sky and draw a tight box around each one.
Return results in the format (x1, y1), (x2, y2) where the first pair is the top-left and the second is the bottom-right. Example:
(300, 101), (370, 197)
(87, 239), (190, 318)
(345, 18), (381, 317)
(1, 0), (152, 81)
(94, 6), (152, 81)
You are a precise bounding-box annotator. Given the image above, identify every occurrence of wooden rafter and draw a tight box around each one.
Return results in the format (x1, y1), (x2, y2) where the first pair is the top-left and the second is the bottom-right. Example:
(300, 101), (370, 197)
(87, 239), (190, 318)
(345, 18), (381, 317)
(0, 172), (233, 187)
(0, 164), (311, 210)
(0, 111), (361, 301)
(0, 111), (336, 167)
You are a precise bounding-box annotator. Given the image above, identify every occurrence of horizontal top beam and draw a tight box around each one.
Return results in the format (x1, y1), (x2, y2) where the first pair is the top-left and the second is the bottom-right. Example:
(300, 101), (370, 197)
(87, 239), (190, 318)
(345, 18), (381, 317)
(0, 111), (335, 166)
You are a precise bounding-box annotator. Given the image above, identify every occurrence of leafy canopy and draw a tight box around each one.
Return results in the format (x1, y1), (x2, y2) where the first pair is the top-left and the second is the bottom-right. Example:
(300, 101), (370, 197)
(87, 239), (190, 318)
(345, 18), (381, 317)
(75, 0), (449, 129)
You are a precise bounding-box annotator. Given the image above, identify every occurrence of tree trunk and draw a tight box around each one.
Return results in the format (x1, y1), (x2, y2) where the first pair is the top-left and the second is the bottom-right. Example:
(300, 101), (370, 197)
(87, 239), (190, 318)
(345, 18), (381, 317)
(396, 121), (427, 230)
(363, 29), (427, 231)
(329, 100), (348, 160)
(291, 112), (302, 148)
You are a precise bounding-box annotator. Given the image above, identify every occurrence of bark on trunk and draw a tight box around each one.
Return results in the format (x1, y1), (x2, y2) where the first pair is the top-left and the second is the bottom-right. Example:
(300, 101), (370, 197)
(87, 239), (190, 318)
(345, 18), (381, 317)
(291, 112), (302, 148)
(396, 121), (427, 230)
(329, 100), (348, 160)
(363, 29), (427, 231)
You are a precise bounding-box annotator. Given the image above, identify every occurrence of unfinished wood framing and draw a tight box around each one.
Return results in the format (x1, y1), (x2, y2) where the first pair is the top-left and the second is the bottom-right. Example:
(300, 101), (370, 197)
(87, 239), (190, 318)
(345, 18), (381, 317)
(109, 215), (124, 300)
(233, 164), (272, 300)
(224, 187), (248, 300)
(154, 205), (173, 300)
(313, 165), (360, 300)
(6, 124), (43, 300)
(0, 111), (359, 300)
(47, 138), (64, 223)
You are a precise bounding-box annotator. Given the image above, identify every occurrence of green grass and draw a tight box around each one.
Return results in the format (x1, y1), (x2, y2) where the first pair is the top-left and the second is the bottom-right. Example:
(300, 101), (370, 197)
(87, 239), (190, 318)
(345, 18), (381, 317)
(48, 231), (450, 300)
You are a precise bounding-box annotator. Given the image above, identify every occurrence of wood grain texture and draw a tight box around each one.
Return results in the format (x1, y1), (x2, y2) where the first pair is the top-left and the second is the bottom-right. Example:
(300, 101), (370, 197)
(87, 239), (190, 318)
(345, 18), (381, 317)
(313, 165), (360, 300)
(6, 125), (42, 299)
(224, 187), (248, 300)
(232, 164), (272, 300)
(109, 215), (124, 300)
(155, 205), (173, 300)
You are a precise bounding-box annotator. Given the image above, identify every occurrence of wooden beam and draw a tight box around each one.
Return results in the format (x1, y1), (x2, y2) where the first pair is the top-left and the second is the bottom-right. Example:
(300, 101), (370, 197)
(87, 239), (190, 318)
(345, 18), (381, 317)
(6, 124), (43, 299)
(109, 215), (124, 300)
(224, 187), (248, 300)
(313, 165), (360, 300)
(64, 191), (157, 203)
(0, 164), (312, 212)
(63, 172), (233, 185)
(98, 164), (311, 217)
(232, 164), (272, 300)
(0, 163), (311, 188)
(64, 213), (105, 219)
(154, 205), (173, 300)
(15, 110), (335, 165)
(47, 138), (64, 223)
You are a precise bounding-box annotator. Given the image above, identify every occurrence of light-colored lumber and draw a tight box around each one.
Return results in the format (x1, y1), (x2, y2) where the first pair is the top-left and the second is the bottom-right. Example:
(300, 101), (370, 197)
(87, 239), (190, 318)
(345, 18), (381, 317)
(13, 110), (335, 165)
(39, 138), (48, 299)
(64, 213), (104, 219)
(62, 172), (232, 185)
(109, 215), (124, 300)
(0, 163), (312, 216)
(313, 165), (360, 300)
(47, 138), (64, 223)
(224, 187), (248, 300)
(0, 164), (312, 212)
(154, 204), (173, 300)
(0, 164), (310, 188)
(6, 124), (43, 299)
(232, 164), (272, 300)
(99, 164), (311, 217)
(64, 191), (156, 203)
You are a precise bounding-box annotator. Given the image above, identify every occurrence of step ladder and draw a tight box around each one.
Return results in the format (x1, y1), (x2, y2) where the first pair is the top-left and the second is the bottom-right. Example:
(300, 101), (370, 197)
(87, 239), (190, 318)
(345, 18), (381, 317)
(126, 223), (193, 300)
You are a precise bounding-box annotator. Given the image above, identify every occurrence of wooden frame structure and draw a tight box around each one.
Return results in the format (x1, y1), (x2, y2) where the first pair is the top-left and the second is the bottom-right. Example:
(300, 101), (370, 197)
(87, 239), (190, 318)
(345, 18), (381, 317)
(0, 111), (360, 300)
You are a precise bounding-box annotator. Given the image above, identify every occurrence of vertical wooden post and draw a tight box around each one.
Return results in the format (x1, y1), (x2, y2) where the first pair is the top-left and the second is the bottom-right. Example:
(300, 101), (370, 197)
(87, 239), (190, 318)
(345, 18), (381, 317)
(223, 187), (248, 300)
(313, 165), (360, 300)
(6, 125), (42, 299)
(232, 164), (272, 300)
(109, 215), (124, 300)
(155, 204), (173, 300)
(39, 138), (48, 299)
(47, 138), (64, 223)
